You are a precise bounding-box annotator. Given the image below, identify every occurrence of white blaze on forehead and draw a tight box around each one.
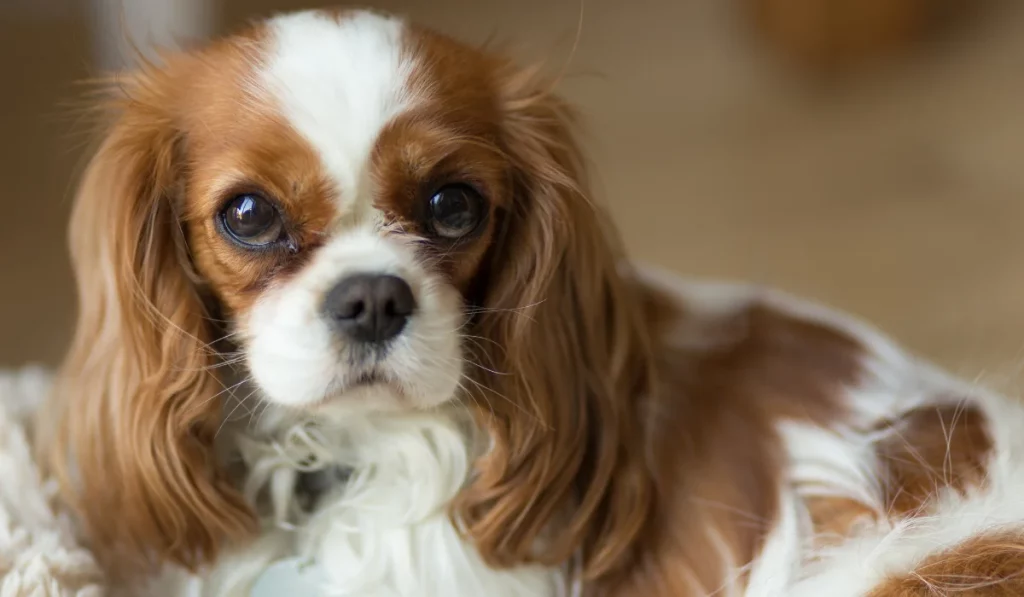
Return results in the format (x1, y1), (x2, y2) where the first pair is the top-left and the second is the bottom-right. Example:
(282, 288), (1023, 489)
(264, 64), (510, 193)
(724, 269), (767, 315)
(260, 10), (417, 215)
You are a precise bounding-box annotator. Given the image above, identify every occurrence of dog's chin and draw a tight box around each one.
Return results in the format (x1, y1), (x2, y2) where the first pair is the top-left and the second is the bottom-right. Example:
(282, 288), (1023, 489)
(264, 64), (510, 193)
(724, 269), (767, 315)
(263, 366), (462, 420)
(314, 376), (411, 416)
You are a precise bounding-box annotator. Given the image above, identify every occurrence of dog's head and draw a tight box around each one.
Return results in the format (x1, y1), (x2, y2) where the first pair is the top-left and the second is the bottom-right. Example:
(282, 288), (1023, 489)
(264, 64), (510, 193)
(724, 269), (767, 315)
(50, 9), (654, 581)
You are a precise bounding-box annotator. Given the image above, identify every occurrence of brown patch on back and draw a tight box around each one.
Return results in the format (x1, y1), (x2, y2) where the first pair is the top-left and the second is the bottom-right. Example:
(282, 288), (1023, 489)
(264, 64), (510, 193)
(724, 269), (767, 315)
(869, 532), (1024, 596)
(877, 403), (992, 518)
(601, 284), (864, 595)
(806, 496), (879, 548)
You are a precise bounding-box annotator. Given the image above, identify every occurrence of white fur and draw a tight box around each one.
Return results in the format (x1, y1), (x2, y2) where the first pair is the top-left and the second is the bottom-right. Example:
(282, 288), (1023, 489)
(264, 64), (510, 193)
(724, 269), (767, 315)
(761, 287), (1024, 595)
(297, 413), (559, 596)
(262, 10), (414, 208)
(745, 486), (801, 597)
(195, 409), (563, 597)
(243, 227), (463, 411)
(790, 384), (1024, 596)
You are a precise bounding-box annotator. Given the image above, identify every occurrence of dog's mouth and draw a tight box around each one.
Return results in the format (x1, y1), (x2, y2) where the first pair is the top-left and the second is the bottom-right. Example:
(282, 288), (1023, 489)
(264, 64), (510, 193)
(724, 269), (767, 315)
(329, 369), (393, 397)
(316, 367), (408, 410)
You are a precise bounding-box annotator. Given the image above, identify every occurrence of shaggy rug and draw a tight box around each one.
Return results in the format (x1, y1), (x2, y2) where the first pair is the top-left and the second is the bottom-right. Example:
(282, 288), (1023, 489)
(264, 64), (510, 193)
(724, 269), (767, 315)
(0, 367), (104, 596)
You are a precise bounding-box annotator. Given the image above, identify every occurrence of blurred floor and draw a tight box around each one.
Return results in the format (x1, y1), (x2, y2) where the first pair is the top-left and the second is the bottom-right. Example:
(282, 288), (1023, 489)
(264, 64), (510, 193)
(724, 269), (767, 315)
(4, 0), (1024, 389)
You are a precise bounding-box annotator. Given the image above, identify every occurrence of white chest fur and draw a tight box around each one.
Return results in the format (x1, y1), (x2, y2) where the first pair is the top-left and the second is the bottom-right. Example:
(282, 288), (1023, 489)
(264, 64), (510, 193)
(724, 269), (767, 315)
(188, 409), (563, 597)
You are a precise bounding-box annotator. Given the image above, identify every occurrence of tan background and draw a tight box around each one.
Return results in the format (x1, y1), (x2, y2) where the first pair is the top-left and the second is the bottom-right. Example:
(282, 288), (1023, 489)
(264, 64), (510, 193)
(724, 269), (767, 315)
(4, 0), (1024, 388)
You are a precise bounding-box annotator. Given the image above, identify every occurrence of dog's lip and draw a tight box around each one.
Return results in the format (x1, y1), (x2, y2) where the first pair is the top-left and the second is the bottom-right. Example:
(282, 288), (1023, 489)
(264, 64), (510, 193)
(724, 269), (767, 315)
(319, 370), (402, 404)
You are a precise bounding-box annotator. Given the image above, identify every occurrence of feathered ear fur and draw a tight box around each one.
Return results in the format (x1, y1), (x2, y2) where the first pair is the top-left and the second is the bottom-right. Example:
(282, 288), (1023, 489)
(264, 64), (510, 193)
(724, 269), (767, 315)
(43, 69), (255, 577)
(454, 66), (657, 582)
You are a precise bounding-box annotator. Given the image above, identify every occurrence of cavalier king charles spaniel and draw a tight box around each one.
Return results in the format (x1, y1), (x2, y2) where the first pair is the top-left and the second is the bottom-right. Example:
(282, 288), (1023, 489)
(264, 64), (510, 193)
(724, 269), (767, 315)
(42, 8), (1024, 597)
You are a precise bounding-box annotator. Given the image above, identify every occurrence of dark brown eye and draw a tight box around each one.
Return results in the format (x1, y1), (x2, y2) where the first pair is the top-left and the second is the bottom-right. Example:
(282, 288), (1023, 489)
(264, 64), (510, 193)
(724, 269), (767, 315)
(221, 194), (283, 247)
(428, 185), (485, 239)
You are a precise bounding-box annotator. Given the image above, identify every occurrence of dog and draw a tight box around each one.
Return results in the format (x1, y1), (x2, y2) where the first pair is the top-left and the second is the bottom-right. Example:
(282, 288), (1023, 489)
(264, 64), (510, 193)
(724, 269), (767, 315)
(42, 8), (1024, 596)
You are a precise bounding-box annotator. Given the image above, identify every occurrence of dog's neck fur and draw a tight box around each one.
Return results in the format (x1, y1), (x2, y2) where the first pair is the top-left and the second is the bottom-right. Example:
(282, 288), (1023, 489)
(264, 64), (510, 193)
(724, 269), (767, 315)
(192, 399), (566, 596)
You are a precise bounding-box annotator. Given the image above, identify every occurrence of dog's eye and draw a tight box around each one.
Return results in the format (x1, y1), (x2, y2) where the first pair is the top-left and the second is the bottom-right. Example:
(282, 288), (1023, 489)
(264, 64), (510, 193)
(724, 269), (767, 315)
(428, 185), (485, 239)
(221, 194), (284, 246)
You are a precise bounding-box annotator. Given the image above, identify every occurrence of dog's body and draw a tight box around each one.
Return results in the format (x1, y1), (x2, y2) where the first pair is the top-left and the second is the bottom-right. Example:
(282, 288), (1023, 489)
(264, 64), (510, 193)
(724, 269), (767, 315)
(150, 270), (1024, 597)
(43, 8), (1024, 596)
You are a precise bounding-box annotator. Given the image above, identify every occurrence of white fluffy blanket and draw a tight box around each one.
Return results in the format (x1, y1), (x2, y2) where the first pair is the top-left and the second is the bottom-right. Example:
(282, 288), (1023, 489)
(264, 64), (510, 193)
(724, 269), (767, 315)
(0, 367), (105, 596)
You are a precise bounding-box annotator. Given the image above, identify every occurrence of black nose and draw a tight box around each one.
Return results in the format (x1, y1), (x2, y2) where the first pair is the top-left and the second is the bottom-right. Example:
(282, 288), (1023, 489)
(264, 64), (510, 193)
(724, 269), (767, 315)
(323, 274), (416, 343)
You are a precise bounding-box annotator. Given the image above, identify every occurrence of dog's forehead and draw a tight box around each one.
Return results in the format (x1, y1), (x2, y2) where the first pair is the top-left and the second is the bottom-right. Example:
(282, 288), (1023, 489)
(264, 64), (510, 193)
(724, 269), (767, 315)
(235, 10), (504, 217)
(257, 10), (418, 212)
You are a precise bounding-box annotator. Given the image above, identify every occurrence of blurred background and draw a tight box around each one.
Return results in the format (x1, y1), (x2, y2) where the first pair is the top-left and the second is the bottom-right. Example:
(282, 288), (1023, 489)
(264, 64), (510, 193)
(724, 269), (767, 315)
(4, 0), (1024, 386)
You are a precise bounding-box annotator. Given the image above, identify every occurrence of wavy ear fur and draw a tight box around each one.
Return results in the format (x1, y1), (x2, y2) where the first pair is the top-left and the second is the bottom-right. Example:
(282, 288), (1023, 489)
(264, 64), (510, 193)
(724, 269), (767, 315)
(454, 66), (657, 582)
(44, 71), (254, 577)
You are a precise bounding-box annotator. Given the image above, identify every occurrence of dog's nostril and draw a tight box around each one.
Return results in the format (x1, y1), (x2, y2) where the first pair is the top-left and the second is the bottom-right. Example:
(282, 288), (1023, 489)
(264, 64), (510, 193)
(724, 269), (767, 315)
(344, 300), (365, 319)
(383, 285), (415, 318)
(323, 274), (416, 344)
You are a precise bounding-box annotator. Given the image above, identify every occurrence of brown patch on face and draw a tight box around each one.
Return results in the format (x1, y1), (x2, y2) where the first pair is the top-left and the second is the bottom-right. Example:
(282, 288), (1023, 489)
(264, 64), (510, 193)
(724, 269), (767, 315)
(877, 403), (993, 518)
(163, 33), (339, 317)
(366, 26), (514, 292)
(869, 532), (1024, 596)
(600, 286), (864, 595)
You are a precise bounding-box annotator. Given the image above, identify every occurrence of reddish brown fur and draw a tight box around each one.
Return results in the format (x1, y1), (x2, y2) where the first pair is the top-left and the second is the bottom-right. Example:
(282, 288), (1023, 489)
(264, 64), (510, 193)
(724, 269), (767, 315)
(797, 403), (993, 557)
(369, 27), (512, 290)
(45, 36), (272, 577)
(869, 533), (1024, 596)
(177, 37), (339, 314)
(595, 295), (862, 594)
(877, 403), (993, 518)
(45, 24), (346, 579)
(797, 403), (993, 562)
(400, 27), (662, 580)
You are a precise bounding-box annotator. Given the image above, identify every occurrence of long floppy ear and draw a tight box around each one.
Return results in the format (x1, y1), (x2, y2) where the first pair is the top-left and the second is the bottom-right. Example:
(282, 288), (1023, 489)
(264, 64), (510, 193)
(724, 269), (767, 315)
(454, 67), (657, 582)
(44, 72), (255, 576)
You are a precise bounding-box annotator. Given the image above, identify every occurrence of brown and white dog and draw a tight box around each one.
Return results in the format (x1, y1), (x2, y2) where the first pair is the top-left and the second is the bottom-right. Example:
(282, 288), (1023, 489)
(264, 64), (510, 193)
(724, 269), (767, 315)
(43, 8), (1024, 596)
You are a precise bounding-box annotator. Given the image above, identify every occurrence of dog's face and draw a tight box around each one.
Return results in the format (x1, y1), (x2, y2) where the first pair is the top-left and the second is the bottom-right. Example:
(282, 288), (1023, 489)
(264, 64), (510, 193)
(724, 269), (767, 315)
(172, 12), (518, 412)
(53, 8), (652, 583)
